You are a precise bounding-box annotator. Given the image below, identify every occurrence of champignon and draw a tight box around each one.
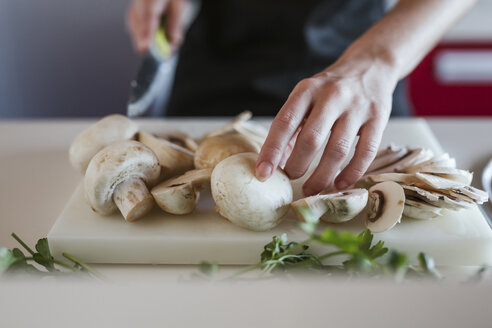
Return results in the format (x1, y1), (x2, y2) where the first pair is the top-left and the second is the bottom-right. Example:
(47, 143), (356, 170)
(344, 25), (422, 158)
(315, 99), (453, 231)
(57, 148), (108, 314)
(291, 189), (368, 223)
(204, 111), (252, 138)
(365, 181), (405, 233)
(194, 133), (259, 169)
(211, 152), (293, 231)
(138, 132), (194, 180)
(69, 114), (138, 174)
(84, 140), (160, 222)
(151, 168), (213, 215)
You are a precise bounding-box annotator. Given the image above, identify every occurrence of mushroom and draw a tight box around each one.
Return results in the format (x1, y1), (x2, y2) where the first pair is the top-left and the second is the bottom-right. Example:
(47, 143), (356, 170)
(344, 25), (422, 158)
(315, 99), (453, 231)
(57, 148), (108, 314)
(69, 114), (138, 174)
(84, 140), (160, 222)
(291, 189), (368, 223)
(403, 200), (444, 220)
(365, 181), (405, 233)
(367, 144), (408, 173)
(204, 111), (252, 138)
(138, 132), (194, 180)
(368, 148), (434, 175)
(211, 152), (293, 231)
(151, 168), (213, 215)
(194, 132), (259, 169)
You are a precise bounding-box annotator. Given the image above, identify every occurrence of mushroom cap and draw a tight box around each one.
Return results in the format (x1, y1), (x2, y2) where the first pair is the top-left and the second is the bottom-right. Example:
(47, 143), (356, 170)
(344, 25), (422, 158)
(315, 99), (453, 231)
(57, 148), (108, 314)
(84, 140), (160, 215)
(211, 153), (293, 231)
(366, 181), (405, 233)
(194, 133), (259, 169)
(69, 114), (138, 174)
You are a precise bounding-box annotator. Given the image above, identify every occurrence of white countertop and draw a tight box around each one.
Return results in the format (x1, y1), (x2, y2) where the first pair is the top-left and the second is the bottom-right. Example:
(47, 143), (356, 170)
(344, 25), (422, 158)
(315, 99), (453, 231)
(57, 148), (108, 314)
(0, 118), (491, 327)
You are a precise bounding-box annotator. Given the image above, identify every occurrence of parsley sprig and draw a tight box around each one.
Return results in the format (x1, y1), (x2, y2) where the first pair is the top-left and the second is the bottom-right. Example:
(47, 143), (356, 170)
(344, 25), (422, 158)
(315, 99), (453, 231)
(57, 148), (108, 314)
(0, 233), (104, 280)
(200, 209), (442, 281)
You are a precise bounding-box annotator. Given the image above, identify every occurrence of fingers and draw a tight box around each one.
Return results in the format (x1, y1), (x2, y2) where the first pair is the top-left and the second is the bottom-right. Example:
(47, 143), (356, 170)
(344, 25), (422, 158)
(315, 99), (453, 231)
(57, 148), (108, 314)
(127, 0), (167, 53)
(279, 126), (301, 169)
(166, 0), (186, 50)
(302, 114), (361, 196)
(283, 98), (338, 180)
(255, 80), (314, 181)
(334, 119), (386, 189)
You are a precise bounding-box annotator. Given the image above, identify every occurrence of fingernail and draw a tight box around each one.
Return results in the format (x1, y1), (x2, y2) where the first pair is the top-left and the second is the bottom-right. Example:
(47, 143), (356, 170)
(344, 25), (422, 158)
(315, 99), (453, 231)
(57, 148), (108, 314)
(256, 162), (273, 181)
(303, 186), (316, 197)
(335, 179), (349, 190)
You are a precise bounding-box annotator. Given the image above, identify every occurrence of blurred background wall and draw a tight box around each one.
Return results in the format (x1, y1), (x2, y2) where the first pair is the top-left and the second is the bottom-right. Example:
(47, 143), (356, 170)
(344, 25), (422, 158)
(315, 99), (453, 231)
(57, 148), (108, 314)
(0, 0), (138, 118)
(0, 0), (491, 118)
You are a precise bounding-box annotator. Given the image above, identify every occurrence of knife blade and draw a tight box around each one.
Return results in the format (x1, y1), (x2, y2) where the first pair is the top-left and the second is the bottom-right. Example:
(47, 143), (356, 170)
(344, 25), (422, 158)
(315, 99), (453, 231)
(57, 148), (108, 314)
(127, 25), (173, 117)
(480, 157), (492, 227)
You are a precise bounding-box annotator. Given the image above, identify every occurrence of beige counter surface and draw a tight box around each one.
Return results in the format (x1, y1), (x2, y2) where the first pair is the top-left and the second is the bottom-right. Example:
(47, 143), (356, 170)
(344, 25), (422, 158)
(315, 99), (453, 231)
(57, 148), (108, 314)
(0, 118), (491, 327)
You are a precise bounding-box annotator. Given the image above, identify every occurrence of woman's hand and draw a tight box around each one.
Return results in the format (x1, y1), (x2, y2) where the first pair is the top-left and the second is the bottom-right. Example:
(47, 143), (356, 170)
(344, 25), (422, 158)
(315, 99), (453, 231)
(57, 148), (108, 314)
(127, 0), (187, 54)
(256, 51), (398, 196)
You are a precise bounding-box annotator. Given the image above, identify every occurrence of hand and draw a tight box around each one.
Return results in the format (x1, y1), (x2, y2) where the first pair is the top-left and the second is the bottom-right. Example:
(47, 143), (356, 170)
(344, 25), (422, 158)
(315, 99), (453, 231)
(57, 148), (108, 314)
(126, 0), (187, 54)
(256, 53), (398, 196)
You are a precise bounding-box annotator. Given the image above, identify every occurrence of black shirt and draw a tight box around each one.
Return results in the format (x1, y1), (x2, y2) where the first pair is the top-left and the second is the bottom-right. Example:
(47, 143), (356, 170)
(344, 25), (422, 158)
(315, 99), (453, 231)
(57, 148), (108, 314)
(166, 0), (410, 117)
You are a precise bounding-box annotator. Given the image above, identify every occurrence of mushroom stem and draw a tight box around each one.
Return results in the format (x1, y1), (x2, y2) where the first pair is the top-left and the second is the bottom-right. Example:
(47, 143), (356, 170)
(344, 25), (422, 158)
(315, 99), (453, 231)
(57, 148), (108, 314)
(113, 178), (154, 222)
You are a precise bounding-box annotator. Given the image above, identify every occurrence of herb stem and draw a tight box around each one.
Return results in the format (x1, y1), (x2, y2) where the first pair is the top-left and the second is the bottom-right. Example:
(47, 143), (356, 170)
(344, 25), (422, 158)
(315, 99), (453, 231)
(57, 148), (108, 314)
(62, 253), (105, 280)
(11, 233), (35, 256)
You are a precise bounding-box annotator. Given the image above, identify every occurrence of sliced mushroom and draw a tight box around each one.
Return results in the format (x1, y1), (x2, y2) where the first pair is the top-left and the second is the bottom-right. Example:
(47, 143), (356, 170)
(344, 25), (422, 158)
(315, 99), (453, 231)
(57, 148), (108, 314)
(233, 120), (268, 148)
(367, 144), (409, 173)
(402, 185), (473, 210)
(211, 152), (293, 231)
(69, 114), (138, 174)
(369, 148), (434, 175)
(362, 173), (418, 186)
(404, 153), (456, 173)
(138, 132), (194, 180)
(365, 181), (405, 233)
(194, 132), (259, 169)
(203, 111), (252, 138)
(84, 140), (160, 222)
(404, 198), (444, 218)
(291, 189), (368, 223)
(151, 168), (213, 215)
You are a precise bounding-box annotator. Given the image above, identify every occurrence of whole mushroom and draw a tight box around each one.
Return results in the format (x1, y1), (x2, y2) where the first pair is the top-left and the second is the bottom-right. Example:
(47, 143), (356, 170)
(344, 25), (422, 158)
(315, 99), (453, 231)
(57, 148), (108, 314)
(69, 114), (138, 174)
(211, 152), (293, 231)
(194, 133), (259, 169)
(84, 140), (160, 222)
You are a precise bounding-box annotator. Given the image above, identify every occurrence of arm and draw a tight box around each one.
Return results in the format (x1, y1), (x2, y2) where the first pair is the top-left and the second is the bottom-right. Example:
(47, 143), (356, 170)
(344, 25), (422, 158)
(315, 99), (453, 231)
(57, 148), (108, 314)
(256, 0), (476, 196)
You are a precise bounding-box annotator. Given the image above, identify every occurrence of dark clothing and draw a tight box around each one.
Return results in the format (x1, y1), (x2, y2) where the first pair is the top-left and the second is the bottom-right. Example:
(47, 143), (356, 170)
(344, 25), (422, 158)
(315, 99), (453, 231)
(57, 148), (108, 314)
(166, 0), (411, 117)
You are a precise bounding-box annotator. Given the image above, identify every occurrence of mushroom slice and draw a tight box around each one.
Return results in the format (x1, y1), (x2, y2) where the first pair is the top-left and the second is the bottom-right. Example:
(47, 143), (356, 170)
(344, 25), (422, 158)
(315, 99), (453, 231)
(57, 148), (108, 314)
(69, 114), (138, 174)
(369, 148), (434, 175)
(404, 198), (444, 219)
(138, 132), (194, 180)
(362, 173), (418, 185)
(204, 111), (253, 138)
(291, 189), (368, 223)
(367, 144), (409, 173)
(365, 181), (405, 233)
(211, 153), (293, 231)
(408, 166), (472, 185)
(403, 203), (443, 220)
(448, 185), (489, 205)
(151, 168), (213, 215)
(402, 185), (472, 210)
(405, 153), (456, 173)
(194, 132), (259, 169)
(233, 120), (268, 148)
(161, 131), (199, 153)
(85, 140), (160, 222)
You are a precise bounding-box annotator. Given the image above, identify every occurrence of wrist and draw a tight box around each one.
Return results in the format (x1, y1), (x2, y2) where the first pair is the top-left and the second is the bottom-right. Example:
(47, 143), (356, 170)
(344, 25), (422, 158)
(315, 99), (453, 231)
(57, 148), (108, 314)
(331, 40), (401, 86)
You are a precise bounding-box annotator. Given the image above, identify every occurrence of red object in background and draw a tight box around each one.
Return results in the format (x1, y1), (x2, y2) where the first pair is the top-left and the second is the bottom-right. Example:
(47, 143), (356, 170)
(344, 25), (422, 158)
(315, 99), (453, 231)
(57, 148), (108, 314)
(408, 42), (492, 116)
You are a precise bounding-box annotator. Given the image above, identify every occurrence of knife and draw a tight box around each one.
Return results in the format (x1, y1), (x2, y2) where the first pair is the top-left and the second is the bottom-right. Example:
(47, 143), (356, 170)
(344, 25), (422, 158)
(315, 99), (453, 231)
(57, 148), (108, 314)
(479, 157), (492, 227)
(127, 23), (174, 118)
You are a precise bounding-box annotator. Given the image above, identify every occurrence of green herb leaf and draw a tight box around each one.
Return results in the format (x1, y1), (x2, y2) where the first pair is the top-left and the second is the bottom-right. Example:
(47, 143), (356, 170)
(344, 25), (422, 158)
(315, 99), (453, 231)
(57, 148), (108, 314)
(0, 248), (18, 274)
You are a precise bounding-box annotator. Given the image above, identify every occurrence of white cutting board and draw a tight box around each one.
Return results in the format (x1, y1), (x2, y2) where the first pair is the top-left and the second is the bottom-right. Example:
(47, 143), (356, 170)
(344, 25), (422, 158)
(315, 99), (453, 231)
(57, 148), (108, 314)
(47, 119), (492, 266)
